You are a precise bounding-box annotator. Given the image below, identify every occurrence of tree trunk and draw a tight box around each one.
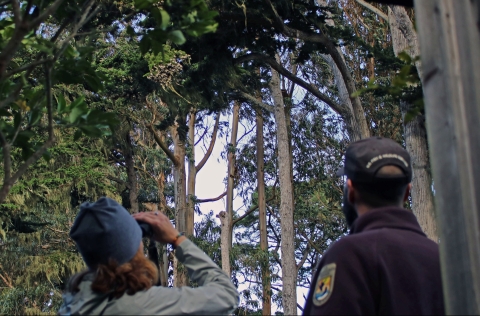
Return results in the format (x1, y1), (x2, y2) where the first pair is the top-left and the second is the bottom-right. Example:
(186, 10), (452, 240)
(221, 101), (240, 277)
(320, 53), (362, 141)
(388, 6), (438, 240)
(171, 122), (188, 287)
(415, 0), (480, 313)
(317, 0), (367, 141)
(269, 56), (297, 315)
(152, 133), (169, 287)
(256, 106), (271, 315)
(187, 111), (196, 237)
(124, 132), (139, 213)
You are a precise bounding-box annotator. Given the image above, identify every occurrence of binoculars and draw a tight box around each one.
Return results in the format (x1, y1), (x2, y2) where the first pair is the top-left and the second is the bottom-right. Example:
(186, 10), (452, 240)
(138, 221), (153, 238)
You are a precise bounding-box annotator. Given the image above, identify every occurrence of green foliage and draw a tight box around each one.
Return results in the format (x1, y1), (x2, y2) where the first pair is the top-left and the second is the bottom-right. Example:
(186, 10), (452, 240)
(352, 51), (423, 124)
(133, 0), (218, 55)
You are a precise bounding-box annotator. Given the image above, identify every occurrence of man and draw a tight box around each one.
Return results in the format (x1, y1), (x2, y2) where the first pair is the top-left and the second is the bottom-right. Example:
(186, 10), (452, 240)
(303, 137), (445, 315)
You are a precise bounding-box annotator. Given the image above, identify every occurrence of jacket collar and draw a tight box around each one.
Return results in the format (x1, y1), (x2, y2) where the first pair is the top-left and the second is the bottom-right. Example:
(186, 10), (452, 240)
(349, 207), (426, 237)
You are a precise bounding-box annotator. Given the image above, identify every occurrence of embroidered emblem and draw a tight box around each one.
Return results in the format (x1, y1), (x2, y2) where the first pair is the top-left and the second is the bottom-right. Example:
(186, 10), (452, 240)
(313, 263), (336, 306)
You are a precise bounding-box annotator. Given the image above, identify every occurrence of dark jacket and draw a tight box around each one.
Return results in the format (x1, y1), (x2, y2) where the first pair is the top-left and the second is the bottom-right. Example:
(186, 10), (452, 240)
(303, 207), (445, 315)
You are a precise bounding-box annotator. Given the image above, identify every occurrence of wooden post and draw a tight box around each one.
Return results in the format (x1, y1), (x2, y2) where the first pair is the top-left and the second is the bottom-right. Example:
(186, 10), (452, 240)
(414, 0), (480, 314)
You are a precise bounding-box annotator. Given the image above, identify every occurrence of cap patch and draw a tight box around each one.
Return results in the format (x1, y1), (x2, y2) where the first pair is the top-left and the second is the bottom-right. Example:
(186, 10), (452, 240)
(313, 263), (336, 306)
(365, 153), (409, 168)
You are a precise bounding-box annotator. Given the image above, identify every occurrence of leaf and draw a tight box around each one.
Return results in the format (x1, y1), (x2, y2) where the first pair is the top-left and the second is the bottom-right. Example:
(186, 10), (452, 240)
(151, 40), (164, 56)
(64, 45), (78, 58)
(134, 0), (151, 10)
(27, 89), (45, 109)
(42, 150), (51, 162)
(28, 108), (42, 126)
(16, 99), (29, 111)
(398, 51), (412, 64)
(126, 25), (135, 36)
(168, 30), (186, 45)
(160, 9), (170, 30)
(69, 96), (85, 109)
(56, 94), (66, 113)
(69, 107), (84, 124)
(139, 36), (152, 55)
(79, 125), (103, 137)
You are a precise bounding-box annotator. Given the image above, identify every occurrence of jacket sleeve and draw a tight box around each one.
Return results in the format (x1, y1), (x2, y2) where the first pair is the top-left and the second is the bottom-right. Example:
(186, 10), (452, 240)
(138, 239), (239, 315)
(302, 238), (377, 315)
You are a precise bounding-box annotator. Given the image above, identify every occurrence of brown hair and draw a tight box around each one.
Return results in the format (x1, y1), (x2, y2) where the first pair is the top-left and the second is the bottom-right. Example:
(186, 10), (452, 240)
(67, 247), (158, 298)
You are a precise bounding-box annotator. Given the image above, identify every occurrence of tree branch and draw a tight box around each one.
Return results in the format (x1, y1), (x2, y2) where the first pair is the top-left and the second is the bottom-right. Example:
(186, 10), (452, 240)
(0, 131), (11, 186)
(108, 152), (126, 168)
(234, 91), (274, 112)
(30, 0), (66, 28)
(296, 244), (311, 272)
(266, 205), (323, 254)
(263, 0), (370, 138)
(5, 58), (52, 78)
(297, 303), (304, 312)
(11, 0), (22, 26)
(233, 194), (277, 226)
(235, 53), (344, 115)
(147, 124), (180, 167)
(106, 175), (130, 188)
(53, 1), (99, 62)
(356, 0), (389, 21)
(196, 115), (220, 172)
(197, 191), (227, 203)
(0, 138), (55, 203)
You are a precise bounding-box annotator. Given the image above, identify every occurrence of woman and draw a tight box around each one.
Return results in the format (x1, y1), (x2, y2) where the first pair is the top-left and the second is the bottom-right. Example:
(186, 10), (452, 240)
(59, 197), (239, 315)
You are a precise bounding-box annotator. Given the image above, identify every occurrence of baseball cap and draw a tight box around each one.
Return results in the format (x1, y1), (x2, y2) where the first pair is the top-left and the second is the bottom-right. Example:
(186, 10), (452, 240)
(336, 137), (412, 183)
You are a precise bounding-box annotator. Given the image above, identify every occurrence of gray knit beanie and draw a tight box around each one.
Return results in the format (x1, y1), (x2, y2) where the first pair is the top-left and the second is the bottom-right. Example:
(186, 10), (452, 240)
(70, 197), (142, 269)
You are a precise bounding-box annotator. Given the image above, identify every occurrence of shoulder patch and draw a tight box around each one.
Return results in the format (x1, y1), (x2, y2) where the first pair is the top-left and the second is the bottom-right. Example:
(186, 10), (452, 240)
(312, 263), (336, 306)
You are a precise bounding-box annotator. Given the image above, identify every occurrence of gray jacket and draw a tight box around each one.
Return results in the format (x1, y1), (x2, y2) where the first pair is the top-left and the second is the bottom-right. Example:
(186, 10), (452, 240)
(58, 240), (239, 315)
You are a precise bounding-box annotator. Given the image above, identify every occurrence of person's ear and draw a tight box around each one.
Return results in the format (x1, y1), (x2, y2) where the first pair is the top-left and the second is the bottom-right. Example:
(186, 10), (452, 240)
(347, 179), (356, 204)
(403, 183), (412, 202)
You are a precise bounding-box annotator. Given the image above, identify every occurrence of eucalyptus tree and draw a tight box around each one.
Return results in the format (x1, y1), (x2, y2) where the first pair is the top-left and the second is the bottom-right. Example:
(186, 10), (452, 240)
(386, 5), (437, 240)
(334, 0), (437, 239)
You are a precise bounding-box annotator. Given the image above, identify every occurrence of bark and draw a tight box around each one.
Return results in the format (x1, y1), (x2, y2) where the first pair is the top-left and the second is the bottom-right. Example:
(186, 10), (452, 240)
(221, 101), (240, 277)
(256, 106), (271, 315)
(155, 169), (169, 287)
(317, 0), (363, 141)
(388, 6), (438, 241)
(171, 123), (188, 287)
(319, 53), (361, 141)
(355, 0), (389, 21)
(124, 132), (139, 213)
(269, 56), (297, 315)
(415, 1), (480, 313)
(146, 116), (184, 287)
(186, 112), (196, 237)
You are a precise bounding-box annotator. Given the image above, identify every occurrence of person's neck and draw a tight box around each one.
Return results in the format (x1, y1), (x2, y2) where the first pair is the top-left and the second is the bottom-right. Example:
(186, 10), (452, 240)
(355, 204), (403, 217)
(356, 204), (371, 217)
